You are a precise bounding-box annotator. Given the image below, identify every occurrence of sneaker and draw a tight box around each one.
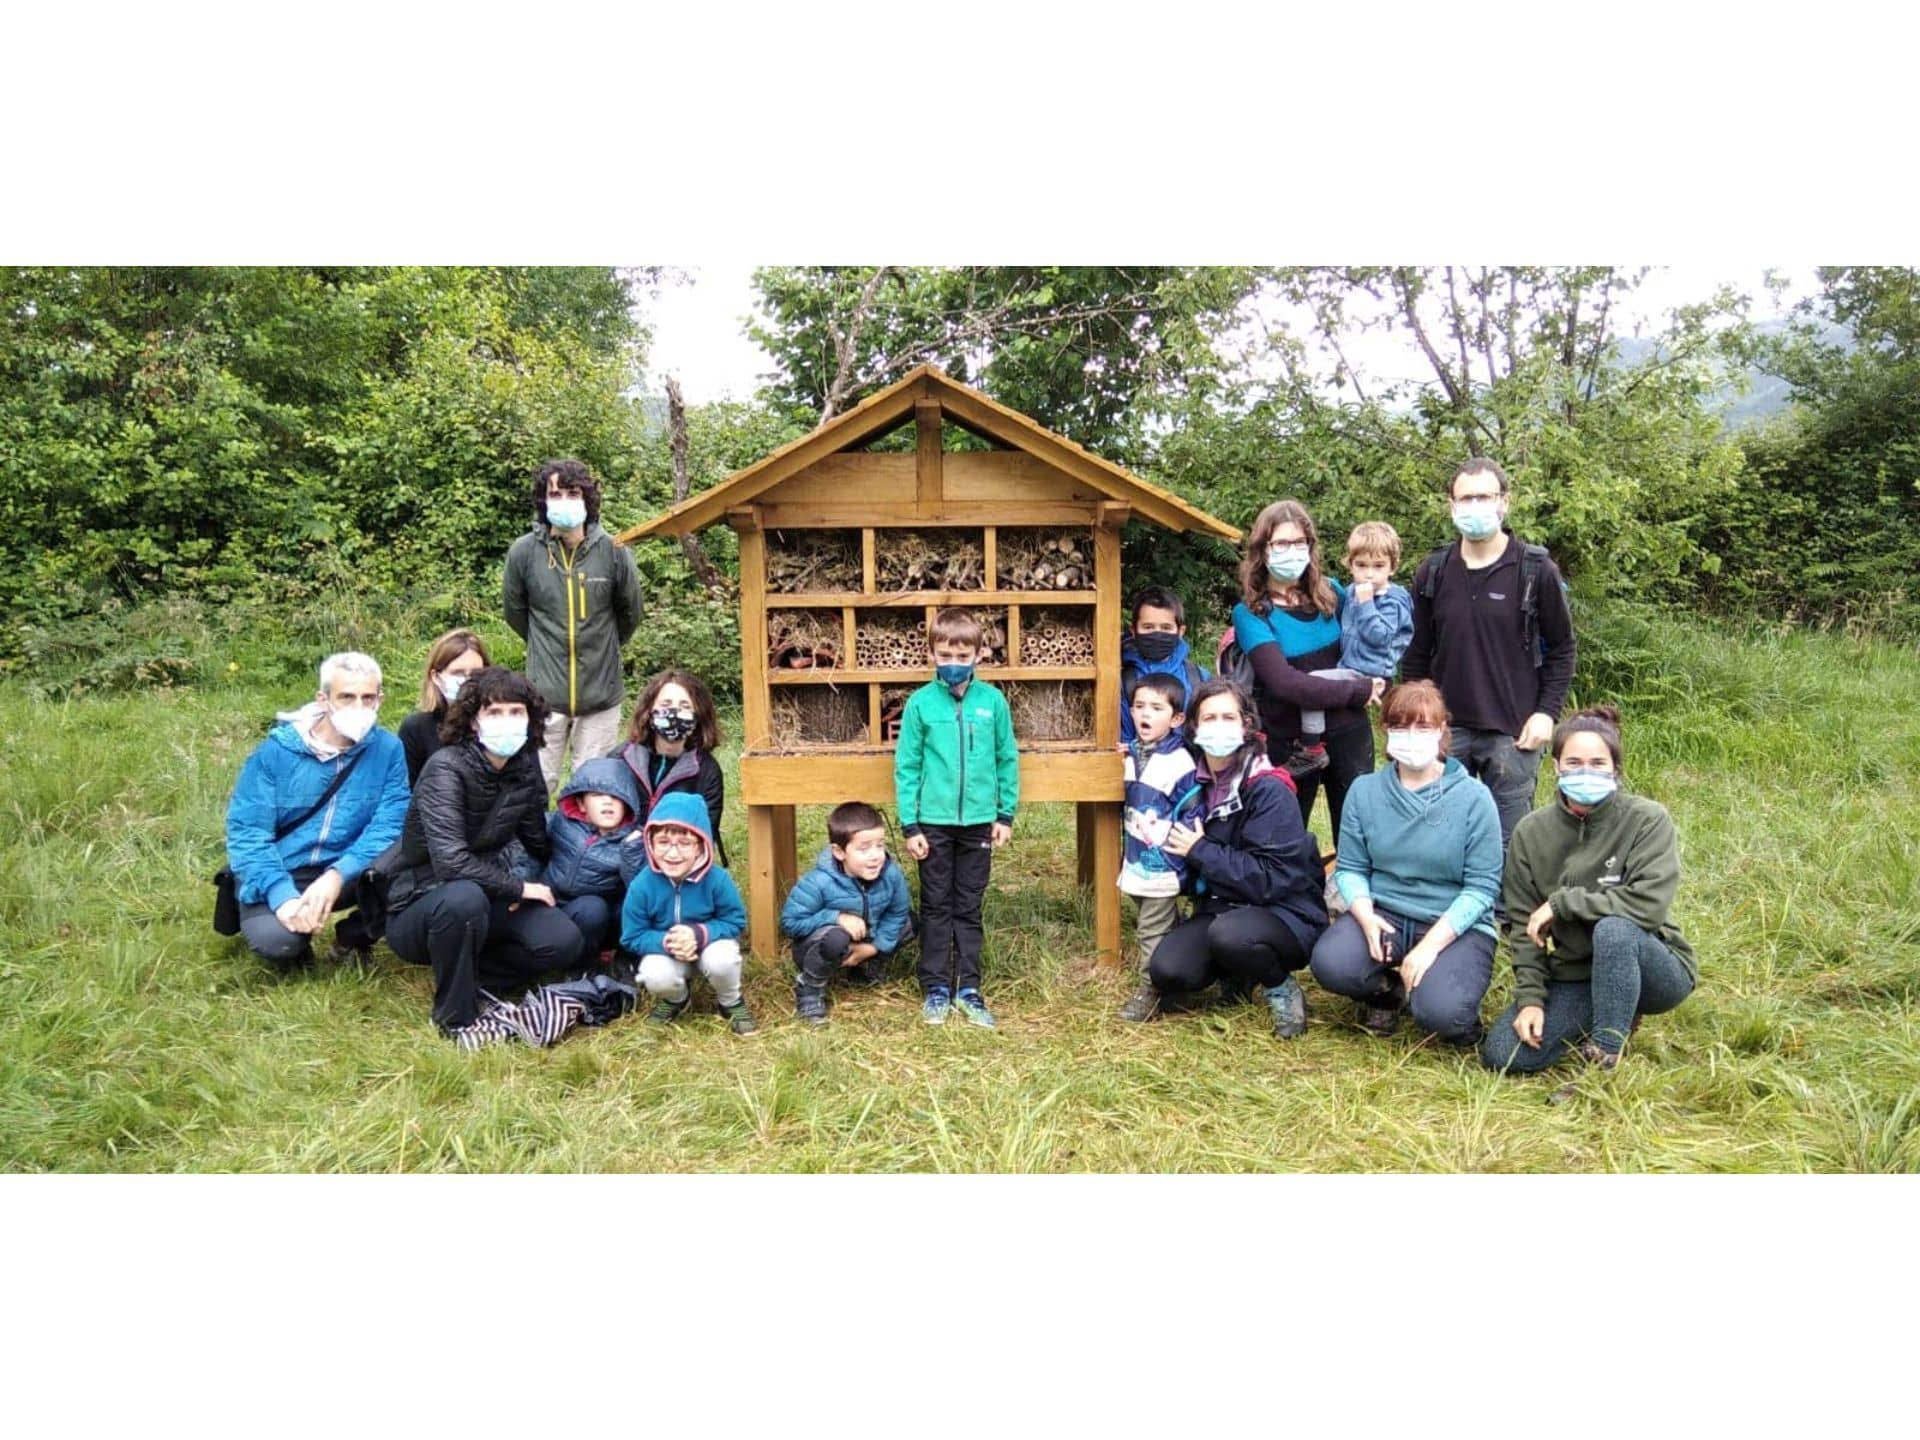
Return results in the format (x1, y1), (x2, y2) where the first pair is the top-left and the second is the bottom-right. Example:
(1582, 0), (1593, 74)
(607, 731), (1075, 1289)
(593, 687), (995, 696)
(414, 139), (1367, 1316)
(648, 991), (693, 1025)
(718, 998), (758, 1035)
(1358, 999), (1401, 1036)
(1283, 740), (1330, 779)
(1265, 976), (1308, 1039)
(1118, 982), (1162, 1022)
(953, 989), (997, 1028)
(922, 987), (953, 1025)
(795, 982), (830, 1025)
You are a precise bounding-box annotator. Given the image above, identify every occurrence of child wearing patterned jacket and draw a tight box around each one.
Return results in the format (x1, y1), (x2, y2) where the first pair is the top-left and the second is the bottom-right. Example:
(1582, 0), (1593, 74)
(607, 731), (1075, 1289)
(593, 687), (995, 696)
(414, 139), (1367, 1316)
(1117, 673), (1204, 1020)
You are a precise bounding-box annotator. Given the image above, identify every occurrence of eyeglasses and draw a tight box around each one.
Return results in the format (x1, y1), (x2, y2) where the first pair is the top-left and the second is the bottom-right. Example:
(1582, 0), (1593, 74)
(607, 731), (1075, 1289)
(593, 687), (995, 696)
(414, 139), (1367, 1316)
(1452, 493), (1501, 506)
(651, 833), (701, 852)
(1267, 542), (1310, 554)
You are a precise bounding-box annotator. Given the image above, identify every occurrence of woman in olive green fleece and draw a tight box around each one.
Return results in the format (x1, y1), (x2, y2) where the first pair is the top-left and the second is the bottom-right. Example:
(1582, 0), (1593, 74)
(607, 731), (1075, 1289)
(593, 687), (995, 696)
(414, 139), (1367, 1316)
(1482, 706), (1697, 1076)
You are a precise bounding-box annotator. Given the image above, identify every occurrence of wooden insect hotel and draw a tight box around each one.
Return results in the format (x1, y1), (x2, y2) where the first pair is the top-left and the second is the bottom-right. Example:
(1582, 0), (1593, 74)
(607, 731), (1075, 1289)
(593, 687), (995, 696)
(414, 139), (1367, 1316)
(617, 365), (1240, 964)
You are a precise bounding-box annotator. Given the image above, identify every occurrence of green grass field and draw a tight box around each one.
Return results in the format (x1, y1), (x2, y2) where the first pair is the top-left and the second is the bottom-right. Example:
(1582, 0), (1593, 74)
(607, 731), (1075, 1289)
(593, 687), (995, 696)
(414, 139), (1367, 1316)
(3, 604), (1917, 1172)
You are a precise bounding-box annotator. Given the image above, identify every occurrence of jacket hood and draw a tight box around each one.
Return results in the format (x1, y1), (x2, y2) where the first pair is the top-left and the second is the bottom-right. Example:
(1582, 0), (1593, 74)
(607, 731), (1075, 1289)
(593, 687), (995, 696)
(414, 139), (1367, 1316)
(1382, 754), (1475, 816)
(643, 789), (715, 880)
(270, 703), (353, 761)
(558, 755), (643, 828)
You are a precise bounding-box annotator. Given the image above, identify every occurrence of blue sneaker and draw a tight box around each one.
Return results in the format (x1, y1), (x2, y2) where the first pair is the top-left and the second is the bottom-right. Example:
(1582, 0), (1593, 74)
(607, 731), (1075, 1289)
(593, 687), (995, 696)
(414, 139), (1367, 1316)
(922, 987), (952, 1025)
(953, 989), (997, 1029)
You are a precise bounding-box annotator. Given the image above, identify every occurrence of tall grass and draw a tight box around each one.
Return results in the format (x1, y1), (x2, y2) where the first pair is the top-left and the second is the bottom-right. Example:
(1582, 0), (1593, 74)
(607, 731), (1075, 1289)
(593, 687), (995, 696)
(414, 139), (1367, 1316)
(2, 602), (1916, 1171)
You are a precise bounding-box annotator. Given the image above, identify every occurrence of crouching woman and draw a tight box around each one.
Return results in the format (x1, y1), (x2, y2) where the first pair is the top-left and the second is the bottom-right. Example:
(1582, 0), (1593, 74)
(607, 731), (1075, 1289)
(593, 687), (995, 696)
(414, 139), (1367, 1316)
(1482, 705), (1698, 1077)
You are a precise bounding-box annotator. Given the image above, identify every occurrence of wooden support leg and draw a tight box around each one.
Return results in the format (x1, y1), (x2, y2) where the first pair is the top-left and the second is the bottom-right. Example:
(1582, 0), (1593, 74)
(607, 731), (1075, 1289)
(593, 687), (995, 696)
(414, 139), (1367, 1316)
(1076, 802), (1097, 888)
(772, 805), (799, 900)
(1091, 802), (1123, 966)
(747, 804), (777, 965)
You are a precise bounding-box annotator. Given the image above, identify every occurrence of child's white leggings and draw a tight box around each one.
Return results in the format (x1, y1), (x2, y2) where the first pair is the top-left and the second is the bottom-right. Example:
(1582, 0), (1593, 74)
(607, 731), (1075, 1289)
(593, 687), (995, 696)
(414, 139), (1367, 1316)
(638, 939), (744, 1007)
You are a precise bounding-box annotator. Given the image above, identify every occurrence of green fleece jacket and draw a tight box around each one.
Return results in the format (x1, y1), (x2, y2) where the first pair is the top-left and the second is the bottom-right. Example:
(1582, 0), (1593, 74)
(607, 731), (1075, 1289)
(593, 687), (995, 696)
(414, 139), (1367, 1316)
(1502, 789), (1697, 1010)
(502, 522), (643, 716)
(894, 679), (1019, 835)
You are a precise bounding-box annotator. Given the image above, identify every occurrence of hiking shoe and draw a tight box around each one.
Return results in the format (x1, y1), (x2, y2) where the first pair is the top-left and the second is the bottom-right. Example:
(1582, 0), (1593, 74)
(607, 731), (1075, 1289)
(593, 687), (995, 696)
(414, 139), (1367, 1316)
(1266, 976), (1308, 1039)
(1118, 982), (1162, 1023)
(1283, 741), (1330, 779)
(648, 991), (693, 1025)
(953, 989), (997, 1028)
(326, 941), (373, 969)
(843, 960), (886, 988)
(795, 982), (830, 1025)
(718, 998), (758, 1035)
(922, 987), (953, 1025)
(1358, 999), (1401, 1036)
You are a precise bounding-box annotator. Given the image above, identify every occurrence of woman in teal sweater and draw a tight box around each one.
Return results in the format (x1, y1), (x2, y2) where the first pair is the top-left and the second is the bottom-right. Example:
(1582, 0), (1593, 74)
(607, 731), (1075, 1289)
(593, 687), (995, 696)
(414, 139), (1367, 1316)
(1308, 681), (1503, 1044)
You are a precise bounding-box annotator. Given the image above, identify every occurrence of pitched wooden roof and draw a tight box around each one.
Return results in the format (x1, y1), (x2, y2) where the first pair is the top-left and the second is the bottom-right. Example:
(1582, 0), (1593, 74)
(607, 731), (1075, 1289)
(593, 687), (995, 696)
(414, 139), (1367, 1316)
(615, 364), (1241, 543)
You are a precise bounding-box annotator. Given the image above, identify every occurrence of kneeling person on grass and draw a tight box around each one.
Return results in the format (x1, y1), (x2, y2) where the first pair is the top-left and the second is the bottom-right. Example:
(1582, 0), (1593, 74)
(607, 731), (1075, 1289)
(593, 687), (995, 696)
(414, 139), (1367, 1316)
(781, 801), (914, 1025)
(622, 792), (754, 1035)
(224, 651), (411, 973)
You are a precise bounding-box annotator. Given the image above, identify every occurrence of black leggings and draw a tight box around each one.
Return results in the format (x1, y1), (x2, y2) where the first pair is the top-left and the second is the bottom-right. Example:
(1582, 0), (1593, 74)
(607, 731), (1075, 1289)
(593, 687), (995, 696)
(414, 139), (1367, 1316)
(1282, 719), (1373, 848)
(385, 880), (588, 1030)
(1147, 906), (1311, 995)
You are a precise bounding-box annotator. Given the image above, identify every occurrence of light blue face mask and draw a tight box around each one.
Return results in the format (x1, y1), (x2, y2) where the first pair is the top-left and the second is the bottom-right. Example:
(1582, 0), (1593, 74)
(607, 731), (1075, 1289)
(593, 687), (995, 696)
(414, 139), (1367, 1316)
(936, 662), (975, 692)
(546, 498), (587, 531)
(1266, 546), (1310, 582)
(477, 717), (529, 759)
(1451, 503), (1501, 542)
(1193, 721), (1245, 757)
(1558, 770), (1618, 806)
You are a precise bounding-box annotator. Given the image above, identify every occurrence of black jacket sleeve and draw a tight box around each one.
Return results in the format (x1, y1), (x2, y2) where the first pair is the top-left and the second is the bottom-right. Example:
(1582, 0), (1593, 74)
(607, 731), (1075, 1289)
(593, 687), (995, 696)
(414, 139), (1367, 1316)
(1189, 777), (1319, 909)
(1400, 557), (1435, 683)
(415, 759), (526, 902)
(698, 751), (730, 868)
(1246, 641), (1374, 711)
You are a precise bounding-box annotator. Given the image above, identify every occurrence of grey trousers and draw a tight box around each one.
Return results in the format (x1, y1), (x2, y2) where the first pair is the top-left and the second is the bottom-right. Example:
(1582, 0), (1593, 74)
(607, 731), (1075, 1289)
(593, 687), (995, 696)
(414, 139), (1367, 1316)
(1482, 916), (1695, 1073)
(1309, 908), (1493, 1043)
(1449, 726), (1545, 846)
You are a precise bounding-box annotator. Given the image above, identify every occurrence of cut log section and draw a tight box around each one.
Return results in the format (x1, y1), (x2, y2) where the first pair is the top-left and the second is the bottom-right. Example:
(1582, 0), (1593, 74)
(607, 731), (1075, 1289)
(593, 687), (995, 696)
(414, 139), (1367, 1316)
(995, 527), (1093, 591)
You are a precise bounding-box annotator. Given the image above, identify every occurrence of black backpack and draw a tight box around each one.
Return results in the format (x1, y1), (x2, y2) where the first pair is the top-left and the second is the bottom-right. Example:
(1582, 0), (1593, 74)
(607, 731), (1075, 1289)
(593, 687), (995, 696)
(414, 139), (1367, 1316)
(1417, 538), (1559, 667)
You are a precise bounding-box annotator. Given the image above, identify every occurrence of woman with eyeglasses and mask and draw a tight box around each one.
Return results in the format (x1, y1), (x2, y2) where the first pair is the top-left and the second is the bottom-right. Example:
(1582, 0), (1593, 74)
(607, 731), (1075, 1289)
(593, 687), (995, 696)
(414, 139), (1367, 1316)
(1231, 500), (1384, 847)
(1481, 705), (1697, 1081)
(1308, 681), (1502, 1047)
(619, 669), (729, 866)
(398, 629), (492, 787)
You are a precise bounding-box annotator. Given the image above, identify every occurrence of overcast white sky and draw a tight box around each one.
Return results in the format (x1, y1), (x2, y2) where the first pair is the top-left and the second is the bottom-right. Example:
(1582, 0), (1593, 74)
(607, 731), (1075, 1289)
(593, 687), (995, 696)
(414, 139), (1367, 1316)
(642, 265), (1815, 405)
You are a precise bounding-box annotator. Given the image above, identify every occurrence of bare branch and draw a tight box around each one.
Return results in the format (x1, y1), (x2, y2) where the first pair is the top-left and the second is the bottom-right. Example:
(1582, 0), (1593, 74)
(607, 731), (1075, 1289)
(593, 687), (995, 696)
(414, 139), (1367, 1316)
(665, 375), (724, 591)
(819, 267), (894, 422)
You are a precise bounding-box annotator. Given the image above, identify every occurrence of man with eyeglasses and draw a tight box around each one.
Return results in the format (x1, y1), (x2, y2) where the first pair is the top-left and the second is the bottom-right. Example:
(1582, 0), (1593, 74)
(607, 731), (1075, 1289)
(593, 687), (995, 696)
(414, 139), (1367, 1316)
(1401, 458), (1576, 847)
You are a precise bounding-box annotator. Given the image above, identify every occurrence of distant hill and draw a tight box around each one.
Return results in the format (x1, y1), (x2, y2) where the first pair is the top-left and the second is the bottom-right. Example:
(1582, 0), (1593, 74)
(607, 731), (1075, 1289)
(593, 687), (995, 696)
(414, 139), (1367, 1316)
(1615, 319), (1850, 433)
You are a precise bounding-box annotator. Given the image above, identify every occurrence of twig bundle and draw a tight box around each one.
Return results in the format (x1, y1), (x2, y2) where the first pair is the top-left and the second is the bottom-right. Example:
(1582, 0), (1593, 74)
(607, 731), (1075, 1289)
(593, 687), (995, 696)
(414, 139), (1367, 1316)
(771, 686), (867, 747)
(1017, 607), (1095, 666)
(767, 609), (843, 670)
(875, 529), (985, 591)
(996, 528), (1092, 591)
(766, 529), (862, 594)
(1005, 681), (1094, 742)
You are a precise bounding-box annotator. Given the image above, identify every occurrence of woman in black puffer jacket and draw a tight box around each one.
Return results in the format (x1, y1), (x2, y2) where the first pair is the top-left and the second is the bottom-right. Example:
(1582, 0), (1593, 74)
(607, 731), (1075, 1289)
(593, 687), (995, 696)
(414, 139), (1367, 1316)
(383, 666), (587, 1046)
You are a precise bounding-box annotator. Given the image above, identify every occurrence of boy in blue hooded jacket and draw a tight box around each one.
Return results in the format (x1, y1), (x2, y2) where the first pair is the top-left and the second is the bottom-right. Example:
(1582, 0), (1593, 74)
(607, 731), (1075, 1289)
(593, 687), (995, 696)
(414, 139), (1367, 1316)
(620, 791), (754, 1034)
(780, 801), (914, 1024)
(542, 755), (647, 956)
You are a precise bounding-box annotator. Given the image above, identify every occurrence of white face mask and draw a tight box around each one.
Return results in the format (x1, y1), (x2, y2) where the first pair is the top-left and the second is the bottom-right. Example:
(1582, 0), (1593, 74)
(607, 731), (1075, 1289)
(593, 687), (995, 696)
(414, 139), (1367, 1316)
(331, 704), (379, 744)
(477, 716), (529, 758)
(434, 671), (467, 705)
(1386, 728), (1441, 771)
(1193, 720), (1246, 757)
(546, 497), (587, 531)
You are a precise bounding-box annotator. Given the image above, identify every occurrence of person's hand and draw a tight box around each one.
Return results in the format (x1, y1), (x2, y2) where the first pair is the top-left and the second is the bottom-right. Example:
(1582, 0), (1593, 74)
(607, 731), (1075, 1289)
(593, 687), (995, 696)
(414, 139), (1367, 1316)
(1368, 677), (1387, 706)
(1513, 1005), (1545, 1049)
(1357, 909), (1393, 965)
(1525, 899), (1555, 948)
(298, 869), (344, 928)
(1399, 938), (1440, 991)
(518, 881), (556, 908)
(1516, 712), (1555, 751)
(906, 834), (930, 861)
(1161, 819), (1202, 858)
(275, 896), (315, 934)
(665, 925), (698, 961)
(843, 942), (878, 966)
(838, 912), (867, 942)
(990, 822), (1012, 849)
(1353, 581), (1376, 604)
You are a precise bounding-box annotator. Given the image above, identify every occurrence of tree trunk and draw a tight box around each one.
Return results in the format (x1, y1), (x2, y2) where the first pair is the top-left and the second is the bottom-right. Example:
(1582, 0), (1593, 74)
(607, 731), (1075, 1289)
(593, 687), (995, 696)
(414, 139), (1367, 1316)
(666, 375), (724, 590)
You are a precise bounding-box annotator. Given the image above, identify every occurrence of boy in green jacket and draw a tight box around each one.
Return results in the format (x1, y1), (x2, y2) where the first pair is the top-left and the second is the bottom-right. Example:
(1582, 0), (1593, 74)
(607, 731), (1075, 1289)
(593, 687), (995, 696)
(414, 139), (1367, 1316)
(895, 607), (1019, 1028)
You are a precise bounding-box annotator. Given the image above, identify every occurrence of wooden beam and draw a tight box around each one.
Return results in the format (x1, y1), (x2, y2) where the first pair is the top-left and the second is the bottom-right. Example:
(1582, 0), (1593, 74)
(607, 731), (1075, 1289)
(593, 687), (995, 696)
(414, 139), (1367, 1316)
(746, 804), (778, 963)
(741, 749), (1122, 806)
(1090, 805), (1123, 965)
(915, 399), (942, 510)
(755, 501), (1098, 529)
(1092, 511), (1122, 751)
(769, 589), (1094, 609)
(737, 520), (771, 751)
(943, 451), (1104, 503)
(768, 665), (1094, 685)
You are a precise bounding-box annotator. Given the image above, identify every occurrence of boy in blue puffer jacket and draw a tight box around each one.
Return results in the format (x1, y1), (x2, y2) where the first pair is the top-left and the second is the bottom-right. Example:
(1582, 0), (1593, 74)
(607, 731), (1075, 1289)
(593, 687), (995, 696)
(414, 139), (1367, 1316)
(542, 756), (647, 957)
(621, 790), (754, 1034)
(780, 801), (914, 1025)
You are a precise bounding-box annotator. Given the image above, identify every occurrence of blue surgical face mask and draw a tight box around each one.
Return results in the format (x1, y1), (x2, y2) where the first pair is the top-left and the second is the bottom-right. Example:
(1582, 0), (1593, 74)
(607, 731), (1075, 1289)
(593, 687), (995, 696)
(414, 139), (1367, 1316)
(477, 716), (529, 758)
(1193, 720), (1245, 757)
(1558, 770), (1618, 806)
(1266, 545), (1310, 582)
(936, 662), (975, 692)
(1451, 501), (1502, 542)
(546, 497), (587, 531)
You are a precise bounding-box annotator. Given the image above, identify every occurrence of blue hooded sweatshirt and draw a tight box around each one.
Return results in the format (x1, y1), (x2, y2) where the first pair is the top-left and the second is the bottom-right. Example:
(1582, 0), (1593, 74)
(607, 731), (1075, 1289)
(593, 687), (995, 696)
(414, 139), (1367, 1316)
(1332, 756), (1502, 939)
(619, 790), (747, 957)
(544, 756), (647, 902)
(1119, 633), (1208, 746)
(780, 843), (913, 954)
(225, 713), (411, 910)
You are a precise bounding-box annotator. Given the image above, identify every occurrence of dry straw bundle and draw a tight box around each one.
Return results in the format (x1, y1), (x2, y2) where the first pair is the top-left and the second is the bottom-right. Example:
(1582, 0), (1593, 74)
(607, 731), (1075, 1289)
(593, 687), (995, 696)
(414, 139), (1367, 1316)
(766, 530), (862, 594)
(875, 529), (985, 591)
(1005, 681), (1094, 741)
(767, 609), (843, 670)
(770, 686), (867, 747)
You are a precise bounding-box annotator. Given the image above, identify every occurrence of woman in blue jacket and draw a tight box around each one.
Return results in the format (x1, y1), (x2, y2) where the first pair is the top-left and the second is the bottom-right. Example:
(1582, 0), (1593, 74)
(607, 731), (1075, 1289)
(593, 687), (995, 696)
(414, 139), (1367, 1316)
(1308, 681), (1502, 1046)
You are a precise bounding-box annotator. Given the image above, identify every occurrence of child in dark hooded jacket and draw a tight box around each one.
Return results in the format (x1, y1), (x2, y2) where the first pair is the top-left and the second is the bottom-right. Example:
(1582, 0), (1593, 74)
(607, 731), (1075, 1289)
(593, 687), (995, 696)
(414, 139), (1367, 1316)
(542, 756), (647, 954)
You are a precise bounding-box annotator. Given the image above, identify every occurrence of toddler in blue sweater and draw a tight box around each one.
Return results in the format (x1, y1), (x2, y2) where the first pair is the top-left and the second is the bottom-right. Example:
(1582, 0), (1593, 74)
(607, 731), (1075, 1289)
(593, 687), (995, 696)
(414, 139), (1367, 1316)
(1297, 521), (1415, 768)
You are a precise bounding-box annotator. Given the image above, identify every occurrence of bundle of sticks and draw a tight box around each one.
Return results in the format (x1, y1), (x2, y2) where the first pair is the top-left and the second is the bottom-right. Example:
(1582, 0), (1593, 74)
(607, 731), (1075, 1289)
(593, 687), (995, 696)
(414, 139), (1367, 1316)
(767, 609), (843, 670)
(996, 528), (1092, 590)
(1016, 610), (1095, 666)
(770, 686), (867, 747)
(1005, 681), (1094, 741)
(766, 530), (861, 594)
(875, 529), (986, 591)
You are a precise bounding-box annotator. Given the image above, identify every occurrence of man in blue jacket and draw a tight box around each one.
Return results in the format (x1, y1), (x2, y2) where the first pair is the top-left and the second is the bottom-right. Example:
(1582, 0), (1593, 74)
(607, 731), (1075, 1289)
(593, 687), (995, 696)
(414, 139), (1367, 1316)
(780, 801), (914, 1024)
(224, 652), (412, 971)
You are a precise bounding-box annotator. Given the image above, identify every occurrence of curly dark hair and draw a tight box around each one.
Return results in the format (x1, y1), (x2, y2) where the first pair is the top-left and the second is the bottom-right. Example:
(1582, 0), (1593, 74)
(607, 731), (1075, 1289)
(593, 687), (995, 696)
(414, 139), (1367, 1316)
(531, 457), (602, 529)
(438, 666), (552, 746)
(1186, 677), (1267, 768)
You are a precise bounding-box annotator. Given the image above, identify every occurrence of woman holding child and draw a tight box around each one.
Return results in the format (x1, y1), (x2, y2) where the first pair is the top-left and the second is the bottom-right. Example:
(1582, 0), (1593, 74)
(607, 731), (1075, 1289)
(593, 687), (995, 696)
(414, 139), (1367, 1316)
(1231, 501), (1385, 846)
(1308, 681), (1502, 1045)
(1145, 679), (1330, 1037)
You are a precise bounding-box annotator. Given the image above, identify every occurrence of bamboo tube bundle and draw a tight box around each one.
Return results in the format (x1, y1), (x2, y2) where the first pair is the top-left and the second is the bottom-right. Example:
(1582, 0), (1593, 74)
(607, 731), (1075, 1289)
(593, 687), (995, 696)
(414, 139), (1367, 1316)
(855, 612), (927, 670)
(767, 609), (843, 670)
(1017, 607), (1095, 667)
(766, 529), (862, 594)
(995, 528), (1092, 591)
(875, 528), (986, 591)
(771, 686), (868, 747)
(1005, 681), (1095, 741)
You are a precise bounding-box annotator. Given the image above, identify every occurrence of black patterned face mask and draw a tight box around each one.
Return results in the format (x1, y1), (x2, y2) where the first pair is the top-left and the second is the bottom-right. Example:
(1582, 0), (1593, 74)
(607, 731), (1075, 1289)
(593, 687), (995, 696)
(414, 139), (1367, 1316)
(652, 709), (696, 743)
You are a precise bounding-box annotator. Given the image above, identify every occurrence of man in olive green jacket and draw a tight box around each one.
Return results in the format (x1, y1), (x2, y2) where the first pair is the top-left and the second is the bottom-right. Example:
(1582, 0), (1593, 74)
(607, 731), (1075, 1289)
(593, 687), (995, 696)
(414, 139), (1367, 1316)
(503, 459), (644, 788)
